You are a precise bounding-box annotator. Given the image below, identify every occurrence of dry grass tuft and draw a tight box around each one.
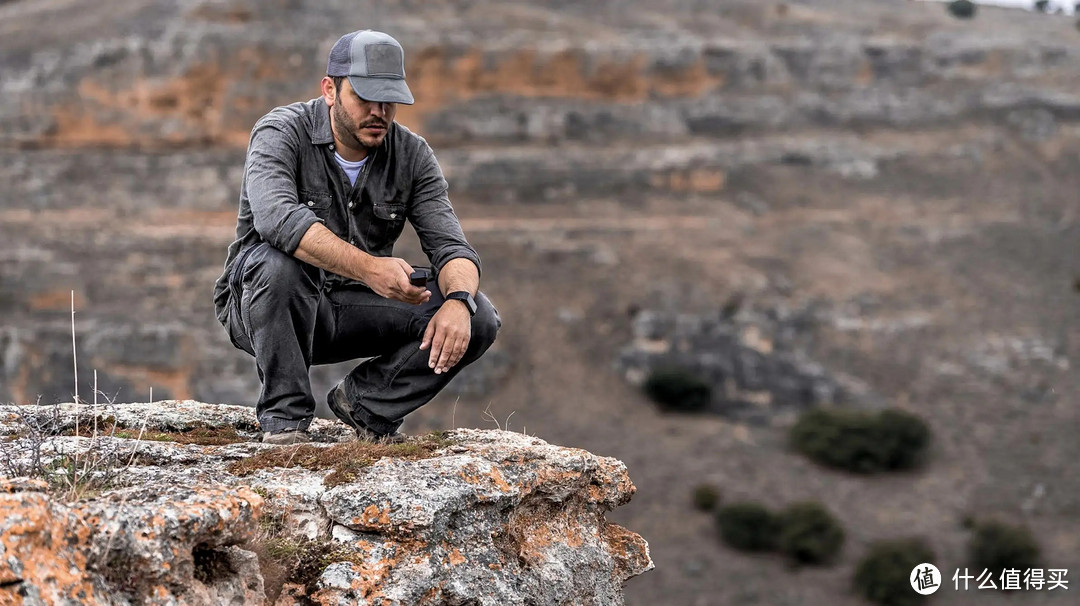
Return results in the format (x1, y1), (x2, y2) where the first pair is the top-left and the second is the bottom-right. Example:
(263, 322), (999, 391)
(67, 421), (247, 446)
(114, 425), (247, 446)
(227, 431), (456, 487)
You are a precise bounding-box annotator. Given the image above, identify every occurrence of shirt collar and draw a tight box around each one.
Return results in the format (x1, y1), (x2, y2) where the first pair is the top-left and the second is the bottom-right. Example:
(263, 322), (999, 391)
(310, 97), (334, 146)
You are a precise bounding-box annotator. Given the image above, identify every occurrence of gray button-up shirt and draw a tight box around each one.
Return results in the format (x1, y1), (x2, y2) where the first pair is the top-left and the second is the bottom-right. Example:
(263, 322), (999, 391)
(213, 98), (481, 324)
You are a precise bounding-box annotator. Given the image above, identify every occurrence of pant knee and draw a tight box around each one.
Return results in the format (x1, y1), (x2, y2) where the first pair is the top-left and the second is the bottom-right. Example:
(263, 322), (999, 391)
(243, 243), (321, 300)
(471, 294), (501, 349)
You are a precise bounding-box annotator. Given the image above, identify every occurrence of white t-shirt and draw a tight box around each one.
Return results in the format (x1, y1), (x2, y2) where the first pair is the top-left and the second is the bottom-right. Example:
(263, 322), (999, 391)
(334, 152), (367, 186)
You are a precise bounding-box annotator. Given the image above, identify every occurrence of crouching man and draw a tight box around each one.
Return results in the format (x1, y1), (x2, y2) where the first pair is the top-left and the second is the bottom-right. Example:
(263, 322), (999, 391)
(212, 30), (500, 444)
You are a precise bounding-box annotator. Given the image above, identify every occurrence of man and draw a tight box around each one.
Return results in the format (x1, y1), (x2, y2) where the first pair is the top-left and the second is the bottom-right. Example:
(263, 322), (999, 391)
(212, 30), (500, 445)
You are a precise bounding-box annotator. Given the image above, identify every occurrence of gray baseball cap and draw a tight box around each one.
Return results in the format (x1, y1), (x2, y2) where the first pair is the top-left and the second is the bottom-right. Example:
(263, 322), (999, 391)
(326, 30), (414, 105)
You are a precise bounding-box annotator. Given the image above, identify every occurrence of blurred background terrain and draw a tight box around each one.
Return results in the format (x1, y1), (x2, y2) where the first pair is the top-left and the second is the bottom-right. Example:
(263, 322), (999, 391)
(1, 0), (1079, 604)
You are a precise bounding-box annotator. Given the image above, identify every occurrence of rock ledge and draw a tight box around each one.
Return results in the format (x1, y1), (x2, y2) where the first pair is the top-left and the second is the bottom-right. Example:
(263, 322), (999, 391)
(0, 401), (652, 605)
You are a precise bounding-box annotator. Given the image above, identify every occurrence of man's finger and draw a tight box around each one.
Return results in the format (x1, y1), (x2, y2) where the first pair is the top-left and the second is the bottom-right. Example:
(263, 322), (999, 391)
(428, 329), (447, 369)
(420, 319), (435, 351)
(443, 342), (462, 371)
(444, 336), (463, 369)
(451, 335), (470, 367)
(434, 332), (456, 373)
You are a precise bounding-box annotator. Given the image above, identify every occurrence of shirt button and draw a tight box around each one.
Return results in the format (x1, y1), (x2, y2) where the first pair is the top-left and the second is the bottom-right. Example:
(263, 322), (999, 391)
(329, 144), (335, 151)
(349, 239), (355, 245)
(389, 212), (397, 219)
(306, 200), (314, 206)
(348, 202), (354, 209)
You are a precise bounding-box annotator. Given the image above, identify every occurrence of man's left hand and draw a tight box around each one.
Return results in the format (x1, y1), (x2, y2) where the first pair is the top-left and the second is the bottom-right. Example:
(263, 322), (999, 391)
(419, 300), (472, 374)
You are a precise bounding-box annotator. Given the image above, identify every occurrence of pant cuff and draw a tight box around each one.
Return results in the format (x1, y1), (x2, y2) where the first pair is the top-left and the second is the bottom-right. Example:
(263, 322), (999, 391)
(350, 405), (402, 435)
(259, 417), (313, 434)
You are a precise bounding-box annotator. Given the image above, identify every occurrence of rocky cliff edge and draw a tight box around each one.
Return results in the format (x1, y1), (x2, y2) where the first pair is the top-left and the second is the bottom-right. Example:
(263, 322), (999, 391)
(0, 401), (652, 605)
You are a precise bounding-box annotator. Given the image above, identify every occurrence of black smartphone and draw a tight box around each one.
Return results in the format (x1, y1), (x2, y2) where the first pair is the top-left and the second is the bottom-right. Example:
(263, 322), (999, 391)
(409, 268), (432, 287)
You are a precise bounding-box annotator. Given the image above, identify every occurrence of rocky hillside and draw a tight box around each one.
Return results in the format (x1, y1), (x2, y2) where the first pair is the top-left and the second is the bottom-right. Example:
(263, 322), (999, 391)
(0, 401), (651, 605)
(2, 0), (1080, 604)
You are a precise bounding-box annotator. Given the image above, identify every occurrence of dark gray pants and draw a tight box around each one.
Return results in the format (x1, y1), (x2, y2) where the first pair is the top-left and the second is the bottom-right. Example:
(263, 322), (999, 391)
(223, 242), (501, 434)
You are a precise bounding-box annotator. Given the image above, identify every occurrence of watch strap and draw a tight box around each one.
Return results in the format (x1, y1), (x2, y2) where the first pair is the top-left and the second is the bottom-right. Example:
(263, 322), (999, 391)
(445, 291), (477, 316)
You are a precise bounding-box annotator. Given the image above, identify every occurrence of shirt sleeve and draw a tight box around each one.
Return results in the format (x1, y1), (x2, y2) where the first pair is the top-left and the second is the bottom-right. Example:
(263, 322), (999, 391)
(408, 142), (482, 277)
(244, 120), (323, 255)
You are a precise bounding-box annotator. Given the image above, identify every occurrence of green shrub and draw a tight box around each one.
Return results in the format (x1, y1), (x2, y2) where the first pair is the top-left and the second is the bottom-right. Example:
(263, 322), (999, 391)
(643, 366), (712, 412)
(874, 409), (931, 469)
(789, 408), (930, 473)
(969, 520), (1040, 575)
(692, 484), (721, 511)
(1035, 0), (1050, 12)
(778, 502), (845, 565)
(853, 538), (936, 606)
(947, 0), (977, 19)
(716, 502), (781, 552)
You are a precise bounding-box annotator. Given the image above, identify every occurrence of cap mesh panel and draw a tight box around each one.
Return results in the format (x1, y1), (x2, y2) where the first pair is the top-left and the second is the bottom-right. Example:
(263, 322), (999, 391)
(327, 32), (357, 75)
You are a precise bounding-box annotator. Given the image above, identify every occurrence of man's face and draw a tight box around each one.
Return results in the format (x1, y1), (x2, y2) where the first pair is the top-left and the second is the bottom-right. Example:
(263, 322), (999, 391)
(326, 78), (397, 151)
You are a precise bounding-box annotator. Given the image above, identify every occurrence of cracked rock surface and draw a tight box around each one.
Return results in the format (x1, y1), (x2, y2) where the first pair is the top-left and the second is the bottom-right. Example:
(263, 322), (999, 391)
(0, 401), (652, 605)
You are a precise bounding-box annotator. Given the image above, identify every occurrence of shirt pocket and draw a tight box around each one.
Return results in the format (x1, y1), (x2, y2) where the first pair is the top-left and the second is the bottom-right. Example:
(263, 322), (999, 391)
(297, 189), (333, 212)
(372, 200), (405, 222)
(367, 200), (407, 252)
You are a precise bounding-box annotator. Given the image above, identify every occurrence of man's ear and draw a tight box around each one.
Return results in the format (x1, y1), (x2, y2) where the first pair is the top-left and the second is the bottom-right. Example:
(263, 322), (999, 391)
(320, 76), (336, 107)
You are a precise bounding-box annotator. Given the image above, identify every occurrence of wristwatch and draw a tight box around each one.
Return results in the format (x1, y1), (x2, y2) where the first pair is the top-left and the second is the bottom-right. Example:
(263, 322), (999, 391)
(445, 291), (477, 316)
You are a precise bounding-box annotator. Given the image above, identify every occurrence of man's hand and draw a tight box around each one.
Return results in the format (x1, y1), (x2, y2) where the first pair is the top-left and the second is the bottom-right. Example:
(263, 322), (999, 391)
(419, 301), (472, 374)
(294, 224), (429, 304)
(366, 257), (431, 304)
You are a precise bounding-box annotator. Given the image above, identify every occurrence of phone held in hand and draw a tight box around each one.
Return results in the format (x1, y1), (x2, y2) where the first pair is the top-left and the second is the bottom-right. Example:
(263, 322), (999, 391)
(409, 267), (432, 287)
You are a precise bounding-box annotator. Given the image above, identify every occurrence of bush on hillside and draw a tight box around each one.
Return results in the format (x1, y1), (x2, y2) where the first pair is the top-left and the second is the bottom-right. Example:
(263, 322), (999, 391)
(778, 502), (845, 565)
(853, 538), (936, 606)
(716, 502), (781, 552)
(874, 409), (932, 469)
(643, 366), (712, 412)
(692, 483), (721, 511)
(969, 519), (1040, 575)
(947, 0), (977, 19)
(789, 408), (930, 473)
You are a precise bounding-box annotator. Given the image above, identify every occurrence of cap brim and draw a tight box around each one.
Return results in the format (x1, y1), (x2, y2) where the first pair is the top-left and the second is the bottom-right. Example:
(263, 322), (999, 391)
(347, 75), (414, 105)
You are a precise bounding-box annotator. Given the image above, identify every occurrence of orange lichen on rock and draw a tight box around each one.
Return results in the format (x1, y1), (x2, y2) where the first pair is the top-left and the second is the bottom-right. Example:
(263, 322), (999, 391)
(308, 540), (405, 605)
(0, 480), (100, 605)
(507, 498), (590, 566)
(458, 462), (515, 499)
(601, 522), (654, 579)
(359, 503), (393, 528)
(488, 465), (514, 493)
(447, 547), (466, 566)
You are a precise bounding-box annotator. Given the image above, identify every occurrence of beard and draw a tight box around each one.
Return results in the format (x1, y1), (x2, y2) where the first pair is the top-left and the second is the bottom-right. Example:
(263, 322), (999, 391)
(331, 101), (388, 151)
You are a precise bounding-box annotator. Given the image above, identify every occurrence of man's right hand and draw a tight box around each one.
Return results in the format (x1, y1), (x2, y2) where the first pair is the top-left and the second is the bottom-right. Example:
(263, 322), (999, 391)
(365, 256), (431, 304)
(294, 224), (430, 305)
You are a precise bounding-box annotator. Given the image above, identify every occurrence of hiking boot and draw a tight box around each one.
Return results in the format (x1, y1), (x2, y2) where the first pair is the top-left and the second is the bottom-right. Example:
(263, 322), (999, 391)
(327, 381), (362, 432)
(261, 429), (312, 445)
(327, 381), (407, 444)
(355, 425), (408, 444)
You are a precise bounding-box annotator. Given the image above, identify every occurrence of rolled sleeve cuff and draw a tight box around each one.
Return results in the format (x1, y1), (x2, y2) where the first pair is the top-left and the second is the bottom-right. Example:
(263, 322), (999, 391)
(433, 247), (482, 278)
(275, 207), (324, 255)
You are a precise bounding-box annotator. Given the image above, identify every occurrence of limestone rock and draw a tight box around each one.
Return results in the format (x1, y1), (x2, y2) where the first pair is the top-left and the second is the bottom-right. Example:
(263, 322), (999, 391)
(0, 476), (265, 605)
(0, 401), (652, 605)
